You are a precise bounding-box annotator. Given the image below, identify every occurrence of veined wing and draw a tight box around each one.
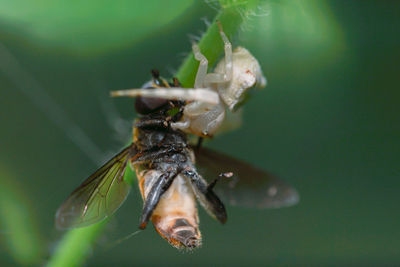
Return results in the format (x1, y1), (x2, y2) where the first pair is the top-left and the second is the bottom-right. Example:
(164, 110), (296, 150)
(194, 147), (299, 209)
(56, 144), (135, 229)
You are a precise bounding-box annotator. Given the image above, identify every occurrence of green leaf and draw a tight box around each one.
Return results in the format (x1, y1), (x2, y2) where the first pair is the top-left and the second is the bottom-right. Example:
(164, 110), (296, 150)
(0, 0), (194, 53)
(242, 0), (345, 69)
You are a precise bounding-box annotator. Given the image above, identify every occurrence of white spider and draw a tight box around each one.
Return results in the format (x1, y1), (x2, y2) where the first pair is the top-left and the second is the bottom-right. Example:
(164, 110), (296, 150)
(111, 24), (267, 137)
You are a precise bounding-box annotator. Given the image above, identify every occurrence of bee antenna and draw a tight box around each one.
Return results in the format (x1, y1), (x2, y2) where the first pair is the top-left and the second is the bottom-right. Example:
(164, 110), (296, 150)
(151, 69), (160, 79)
(172, 77), (181, 87)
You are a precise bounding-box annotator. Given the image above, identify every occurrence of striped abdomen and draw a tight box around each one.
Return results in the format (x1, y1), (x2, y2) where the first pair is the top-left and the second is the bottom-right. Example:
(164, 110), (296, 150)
(137, 170), (201, 249)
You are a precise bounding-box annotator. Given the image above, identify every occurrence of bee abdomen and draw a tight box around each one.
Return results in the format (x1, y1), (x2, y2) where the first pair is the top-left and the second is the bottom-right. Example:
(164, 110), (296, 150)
(171, 222), (201, 249)
(153, 215), (201, 250)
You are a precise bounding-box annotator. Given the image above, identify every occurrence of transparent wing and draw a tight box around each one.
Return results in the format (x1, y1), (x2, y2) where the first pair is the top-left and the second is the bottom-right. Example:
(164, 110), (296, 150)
(55, 145), (134, 229)
(194, 147), (299, 209)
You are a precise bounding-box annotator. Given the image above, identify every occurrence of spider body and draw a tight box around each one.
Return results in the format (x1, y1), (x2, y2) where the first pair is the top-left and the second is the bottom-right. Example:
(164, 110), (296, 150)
(112, 24), (267, 138)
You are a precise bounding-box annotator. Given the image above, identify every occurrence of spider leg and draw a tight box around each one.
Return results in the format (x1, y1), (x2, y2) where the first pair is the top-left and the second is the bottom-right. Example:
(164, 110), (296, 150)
(192, 43), (208, 89)
(218, 22), (233, 82)
(203, 23), (233, 85)
(111, 88), (219, 105)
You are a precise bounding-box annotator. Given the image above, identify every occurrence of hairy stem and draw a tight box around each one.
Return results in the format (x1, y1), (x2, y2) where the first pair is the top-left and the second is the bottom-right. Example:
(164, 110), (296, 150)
(177, 0), (261, 87)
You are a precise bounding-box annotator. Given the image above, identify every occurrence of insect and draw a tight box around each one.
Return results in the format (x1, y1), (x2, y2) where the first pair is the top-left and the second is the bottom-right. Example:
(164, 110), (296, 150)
(56, 25), (299, 250)
(56, 71), (226, 249)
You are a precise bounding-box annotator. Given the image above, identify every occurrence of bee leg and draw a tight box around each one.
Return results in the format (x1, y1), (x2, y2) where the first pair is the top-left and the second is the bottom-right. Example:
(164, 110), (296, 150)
(207, 172), (233, 191)
(195, 137), (203, 151)
(139, 170), (179, 229)
(135, 118), (169, 129)
(130, 149), (166, 164)
(182, 169), (227, 224)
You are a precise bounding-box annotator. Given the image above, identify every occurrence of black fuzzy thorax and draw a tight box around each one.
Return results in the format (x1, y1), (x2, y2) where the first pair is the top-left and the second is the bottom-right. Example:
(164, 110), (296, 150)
(132, 100), (191, 168)
(132, 99), (227, 230)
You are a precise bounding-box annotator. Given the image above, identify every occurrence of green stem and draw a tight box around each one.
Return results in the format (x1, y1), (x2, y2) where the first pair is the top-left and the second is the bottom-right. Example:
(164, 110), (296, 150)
(0, 168), (44, 265)
(47, 1), (261, 266)
(47, 220), (109, 267)
(46, 167), (134, 267)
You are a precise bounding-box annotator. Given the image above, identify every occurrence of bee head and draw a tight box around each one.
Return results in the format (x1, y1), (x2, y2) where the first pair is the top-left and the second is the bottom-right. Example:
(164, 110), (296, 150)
(134, 70), (177, 115)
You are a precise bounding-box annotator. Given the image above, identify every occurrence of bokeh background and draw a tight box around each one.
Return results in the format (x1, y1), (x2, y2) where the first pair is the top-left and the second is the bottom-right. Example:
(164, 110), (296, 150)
(1, 0), (399, 266)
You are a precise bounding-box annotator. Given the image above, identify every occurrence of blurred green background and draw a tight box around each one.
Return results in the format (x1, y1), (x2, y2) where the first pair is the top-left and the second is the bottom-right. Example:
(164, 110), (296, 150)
(0, 0), (399, 266)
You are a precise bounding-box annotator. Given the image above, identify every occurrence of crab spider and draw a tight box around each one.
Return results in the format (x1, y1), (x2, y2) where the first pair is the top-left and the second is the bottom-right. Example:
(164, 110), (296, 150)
(111, 24), (267, 137)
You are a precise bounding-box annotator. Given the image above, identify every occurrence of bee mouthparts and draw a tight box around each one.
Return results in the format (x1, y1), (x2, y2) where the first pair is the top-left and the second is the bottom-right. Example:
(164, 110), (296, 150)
(184, 236), (201, 249)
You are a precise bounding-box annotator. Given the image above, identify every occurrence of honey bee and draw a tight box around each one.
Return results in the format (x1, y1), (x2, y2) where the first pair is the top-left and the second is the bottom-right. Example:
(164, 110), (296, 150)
(56, 25), (299, 250)
(55, 70), (298, 249)
(56, 71), (224, 249)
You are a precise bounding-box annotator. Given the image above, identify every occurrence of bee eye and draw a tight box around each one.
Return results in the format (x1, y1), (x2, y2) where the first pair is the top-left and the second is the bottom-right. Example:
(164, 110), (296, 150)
(135, 96), (167, 114)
